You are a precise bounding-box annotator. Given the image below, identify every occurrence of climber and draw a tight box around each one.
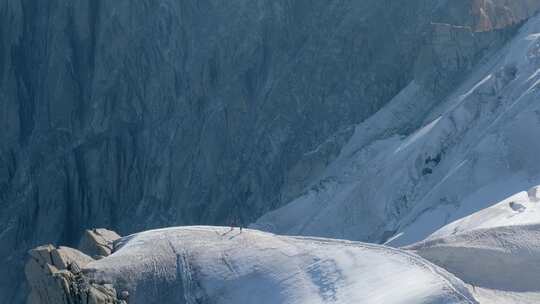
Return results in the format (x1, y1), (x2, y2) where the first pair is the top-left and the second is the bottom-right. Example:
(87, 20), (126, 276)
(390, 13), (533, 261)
(238, 214), (244, 233)
(227, 211), (244, 233)
(229, 214), (237, 232)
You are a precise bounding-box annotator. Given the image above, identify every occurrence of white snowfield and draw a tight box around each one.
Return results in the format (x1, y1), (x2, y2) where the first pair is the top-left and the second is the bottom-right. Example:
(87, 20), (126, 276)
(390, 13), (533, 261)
(407, 185), (540, 303)
(254, 10), (540, 250)
(83, 226), (477, 304)
(429, 185), (540, 238)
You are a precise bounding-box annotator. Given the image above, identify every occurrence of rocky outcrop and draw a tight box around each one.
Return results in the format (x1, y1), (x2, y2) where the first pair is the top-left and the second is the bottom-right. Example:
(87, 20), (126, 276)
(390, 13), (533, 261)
(415, 0), (540, 93)
(79, 229), (120, 259)
(25, 245), (124, 304)
(25, 230), (126, 304)
(433, 0), (540, 32)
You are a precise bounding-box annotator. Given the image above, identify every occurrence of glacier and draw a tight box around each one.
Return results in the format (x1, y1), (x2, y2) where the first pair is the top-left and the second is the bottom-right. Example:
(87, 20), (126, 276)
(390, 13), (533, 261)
(255, 9), (540, 249)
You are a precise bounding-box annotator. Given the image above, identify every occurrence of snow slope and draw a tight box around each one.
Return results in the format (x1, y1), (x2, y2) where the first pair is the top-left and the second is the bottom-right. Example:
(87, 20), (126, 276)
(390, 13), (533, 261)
(83, 226), (477, 304)
(428, 185), (540, 237)
(255, 13), (540, 247)
(407, 185), (540, 295)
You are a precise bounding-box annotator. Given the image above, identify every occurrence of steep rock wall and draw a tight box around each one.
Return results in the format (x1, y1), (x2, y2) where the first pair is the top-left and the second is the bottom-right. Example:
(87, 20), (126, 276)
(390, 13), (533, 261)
(0, 0), (538, 302)
(0, 1), (438, 301)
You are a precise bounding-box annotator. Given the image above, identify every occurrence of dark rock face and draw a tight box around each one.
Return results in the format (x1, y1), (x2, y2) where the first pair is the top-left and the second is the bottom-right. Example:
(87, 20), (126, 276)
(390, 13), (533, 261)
(414, 22), (517, 94)
(0, 0), (539, 302)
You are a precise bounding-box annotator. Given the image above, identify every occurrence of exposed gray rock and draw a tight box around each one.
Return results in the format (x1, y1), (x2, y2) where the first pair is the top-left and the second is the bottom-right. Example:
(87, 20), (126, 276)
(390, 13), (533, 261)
(25, 244), (125, 304)
(78, 229), (120, 259)
(51, 246), (95, 271)
(1, 0), (539, 303)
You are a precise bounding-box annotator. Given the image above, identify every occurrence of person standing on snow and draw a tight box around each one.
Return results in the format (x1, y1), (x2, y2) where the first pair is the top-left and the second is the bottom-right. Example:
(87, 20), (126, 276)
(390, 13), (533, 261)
(229, 215), (237, 232)
(228, 211), (244, 233)
(239, 214), (243, 233)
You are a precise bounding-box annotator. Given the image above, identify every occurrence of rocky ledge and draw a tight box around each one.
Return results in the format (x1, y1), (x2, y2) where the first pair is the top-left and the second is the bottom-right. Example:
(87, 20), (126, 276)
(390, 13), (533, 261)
(25, 229), (127, 304)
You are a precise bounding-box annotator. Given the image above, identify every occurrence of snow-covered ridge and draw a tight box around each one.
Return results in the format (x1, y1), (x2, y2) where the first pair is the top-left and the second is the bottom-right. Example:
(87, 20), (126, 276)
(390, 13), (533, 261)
(81, 226), (477, 304)
(25, 186), (540, 303)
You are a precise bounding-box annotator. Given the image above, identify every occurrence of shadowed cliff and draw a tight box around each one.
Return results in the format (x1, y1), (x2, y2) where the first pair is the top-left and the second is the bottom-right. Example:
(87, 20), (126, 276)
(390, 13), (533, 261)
(1, 0), (539, 302)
